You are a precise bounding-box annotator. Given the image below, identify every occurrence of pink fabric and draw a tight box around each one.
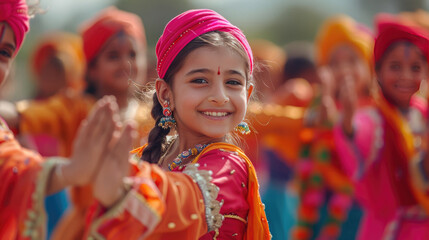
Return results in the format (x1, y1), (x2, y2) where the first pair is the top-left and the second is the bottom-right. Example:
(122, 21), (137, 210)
(174, 148), (249, 239)
(334, 103), (429, 240)
(0, 0), (29, 55)
(156, 9), (253, 79)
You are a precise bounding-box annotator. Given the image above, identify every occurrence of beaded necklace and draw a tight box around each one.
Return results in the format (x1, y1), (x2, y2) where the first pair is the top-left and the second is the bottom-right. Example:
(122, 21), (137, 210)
(168, 144), (209, 171)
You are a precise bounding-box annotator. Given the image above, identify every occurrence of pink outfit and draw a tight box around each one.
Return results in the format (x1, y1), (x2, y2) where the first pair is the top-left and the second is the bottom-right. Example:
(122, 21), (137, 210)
(0, 0), (30, 55)
(334, 103), (429, 240)
(155, 9), (253, 78)
(174, 148), (250, 239)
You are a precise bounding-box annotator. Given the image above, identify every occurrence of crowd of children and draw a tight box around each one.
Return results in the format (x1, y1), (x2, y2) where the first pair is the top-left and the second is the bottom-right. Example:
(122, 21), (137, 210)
(2, 0), (429, 239)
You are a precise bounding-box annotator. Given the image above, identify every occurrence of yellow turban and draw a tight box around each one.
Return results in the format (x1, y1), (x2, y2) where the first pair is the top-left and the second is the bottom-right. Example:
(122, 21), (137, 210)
(315, 15), (373, 67)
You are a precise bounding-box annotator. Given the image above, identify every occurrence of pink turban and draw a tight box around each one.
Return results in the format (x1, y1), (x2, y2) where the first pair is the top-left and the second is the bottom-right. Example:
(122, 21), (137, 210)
(0, 0), (30, 56)
(156, 9), (253, 79)
(80, 6), (146, 63)
(374, 13), (429, 63)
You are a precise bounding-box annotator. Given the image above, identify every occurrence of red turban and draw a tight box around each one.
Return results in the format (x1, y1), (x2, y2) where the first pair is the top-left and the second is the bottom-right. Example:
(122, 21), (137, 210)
(374, 13), (429, 63)
(156, 9), (253, 79)
(0, 0), (29, 56)
(31, 32), (85, 91)
(80, 6), (146, 63)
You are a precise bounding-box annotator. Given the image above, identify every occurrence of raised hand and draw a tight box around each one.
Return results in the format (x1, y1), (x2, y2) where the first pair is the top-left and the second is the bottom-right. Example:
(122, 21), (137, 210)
(318, 66), (338, 125)
(63, 96), (119, 186)
(93, 122), (136, 207)
(339, 75), (358, 136)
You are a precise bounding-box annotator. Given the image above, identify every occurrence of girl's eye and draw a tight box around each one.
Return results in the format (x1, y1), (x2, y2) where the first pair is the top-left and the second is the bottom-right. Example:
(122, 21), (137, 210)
(0, 49), (12, 59)
(129, 51), (136, 59)
(389, 63), (400, 71)
(107, 52), (119, 60)
(191, 78), (208, 84)
(226, 79), (243, 86)
(412, 64), (422, 72)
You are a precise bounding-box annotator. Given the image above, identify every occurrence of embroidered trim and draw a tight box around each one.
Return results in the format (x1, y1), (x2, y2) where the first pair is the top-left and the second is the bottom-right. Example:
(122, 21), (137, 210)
(89, 185), (162, 240)
(224, 214), (247, 224)
(182, 163), (224, 232)
(23, 157), (67, 240)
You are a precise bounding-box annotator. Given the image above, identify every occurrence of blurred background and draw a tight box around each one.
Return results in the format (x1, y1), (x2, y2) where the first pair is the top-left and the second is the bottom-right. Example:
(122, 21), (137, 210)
(4, 0), (428, 101)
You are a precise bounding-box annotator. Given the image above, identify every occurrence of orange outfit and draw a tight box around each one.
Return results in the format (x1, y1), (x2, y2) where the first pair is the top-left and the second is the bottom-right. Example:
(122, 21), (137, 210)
(84, 142), (270, 239)
(0, 120), (65, 240)
(16, 93), (153, 240)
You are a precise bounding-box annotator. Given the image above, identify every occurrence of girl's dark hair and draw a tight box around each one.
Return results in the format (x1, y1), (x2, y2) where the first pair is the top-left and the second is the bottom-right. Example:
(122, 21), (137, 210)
(141, 30), (252, 163)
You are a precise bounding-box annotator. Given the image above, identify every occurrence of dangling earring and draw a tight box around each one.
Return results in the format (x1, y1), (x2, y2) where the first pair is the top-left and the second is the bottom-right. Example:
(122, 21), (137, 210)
(235, 121), (250, 134)
(158, 101), (176, 129)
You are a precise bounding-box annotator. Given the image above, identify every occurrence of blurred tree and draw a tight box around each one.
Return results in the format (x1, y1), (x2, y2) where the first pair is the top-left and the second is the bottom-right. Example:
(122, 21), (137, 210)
(116, 0), (194, 49)
(250, 5), (326, 46)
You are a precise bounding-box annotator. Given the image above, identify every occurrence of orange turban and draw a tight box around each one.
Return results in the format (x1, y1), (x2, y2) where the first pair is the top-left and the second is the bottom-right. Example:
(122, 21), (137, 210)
(315, 15), (374, 67)
(80, 6), (146, 63)
(31, 32), (85, 91)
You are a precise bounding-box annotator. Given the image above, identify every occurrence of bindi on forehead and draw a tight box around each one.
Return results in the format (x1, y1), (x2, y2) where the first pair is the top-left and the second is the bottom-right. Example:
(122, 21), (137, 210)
(217, 66), (220, 75)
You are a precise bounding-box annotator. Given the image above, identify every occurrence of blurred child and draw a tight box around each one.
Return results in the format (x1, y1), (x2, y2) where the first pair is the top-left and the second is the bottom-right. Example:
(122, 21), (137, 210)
(334, 14), (429, 240)
(293, 15), (374, 240)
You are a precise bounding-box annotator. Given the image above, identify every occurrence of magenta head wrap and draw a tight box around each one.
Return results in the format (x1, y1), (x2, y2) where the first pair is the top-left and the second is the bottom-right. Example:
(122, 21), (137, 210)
(0, 0), (29, 56)
(156, 9), (253, 79)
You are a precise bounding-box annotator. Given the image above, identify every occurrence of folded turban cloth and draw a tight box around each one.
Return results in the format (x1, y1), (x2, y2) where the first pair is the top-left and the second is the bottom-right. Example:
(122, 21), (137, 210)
(32, 32), (85, 91)
(156, 9), (253, 79)
(0, 0), (29, 56)
(374, 13), (429, 63)
(80, 6), (146, 63)
(315, 14), (373, 67)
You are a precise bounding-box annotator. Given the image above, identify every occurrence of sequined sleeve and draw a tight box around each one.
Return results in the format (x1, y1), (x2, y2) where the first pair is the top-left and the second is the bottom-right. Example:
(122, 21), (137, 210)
(86, 157), (221, 240)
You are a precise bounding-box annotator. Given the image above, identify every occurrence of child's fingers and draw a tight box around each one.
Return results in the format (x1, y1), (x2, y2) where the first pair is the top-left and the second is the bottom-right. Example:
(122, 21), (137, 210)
(107, 122), (136, 165)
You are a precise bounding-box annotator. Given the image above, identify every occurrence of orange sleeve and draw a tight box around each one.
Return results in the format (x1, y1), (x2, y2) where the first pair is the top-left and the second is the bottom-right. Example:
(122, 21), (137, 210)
(18, 94), (94, 156)
(0, 122), (66, 239)
(86, 161), (216, 240)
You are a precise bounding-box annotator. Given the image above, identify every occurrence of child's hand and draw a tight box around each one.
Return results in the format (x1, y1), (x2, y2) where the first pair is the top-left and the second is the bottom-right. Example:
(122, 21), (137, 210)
(63, 96), (119, 186)
(339, 76), (357, 136)
(93, 122), (136, 207)
(318, 66), (337, 125)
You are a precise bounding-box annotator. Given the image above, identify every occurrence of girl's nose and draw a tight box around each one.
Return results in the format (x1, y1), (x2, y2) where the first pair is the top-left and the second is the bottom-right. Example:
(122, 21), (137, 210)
(208, 84), (229, 104)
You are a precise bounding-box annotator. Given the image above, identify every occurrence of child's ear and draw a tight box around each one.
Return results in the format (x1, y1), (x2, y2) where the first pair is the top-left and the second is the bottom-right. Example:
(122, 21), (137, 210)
(155, 79), (174, 109)
(247, 83), (254, 102)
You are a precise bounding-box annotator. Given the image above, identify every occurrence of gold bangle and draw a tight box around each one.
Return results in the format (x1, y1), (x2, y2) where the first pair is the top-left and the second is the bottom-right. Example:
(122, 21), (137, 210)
(55, 163), (66, 185)
(223, 214), (247, 224)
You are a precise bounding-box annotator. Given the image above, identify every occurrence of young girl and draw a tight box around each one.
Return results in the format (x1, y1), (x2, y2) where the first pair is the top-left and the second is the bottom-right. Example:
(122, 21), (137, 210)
(334, 13), (429, 240)
(82, 9), (271, 239)
(0, 1), (127, 238)
(293, 15), (374, 240)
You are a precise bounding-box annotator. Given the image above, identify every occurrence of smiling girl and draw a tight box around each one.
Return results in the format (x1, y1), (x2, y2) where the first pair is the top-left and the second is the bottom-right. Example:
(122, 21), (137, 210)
(83, 9), (270, 239)
(334, 14), (429, 240)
